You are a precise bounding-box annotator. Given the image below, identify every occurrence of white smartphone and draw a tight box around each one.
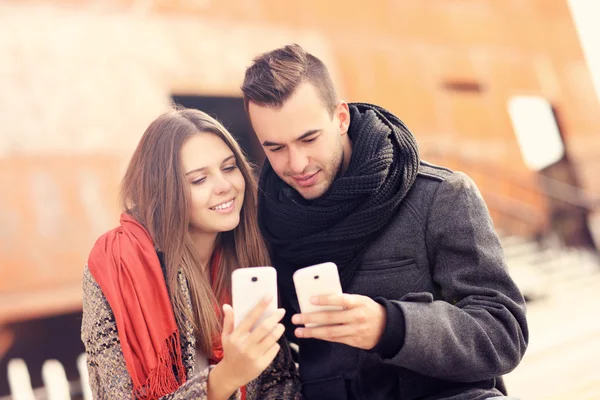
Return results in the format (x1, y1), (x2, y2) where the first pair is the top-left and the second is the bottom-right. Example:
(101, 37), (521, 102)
(293, 262), (344, 327)
(231, 266), (278, 331)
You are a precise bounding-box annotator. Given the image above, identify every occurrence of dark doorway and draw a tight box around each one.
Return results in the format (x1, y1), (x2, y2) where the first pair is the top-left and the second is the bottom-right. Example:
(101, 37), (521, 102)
(171, 95), (266, 168)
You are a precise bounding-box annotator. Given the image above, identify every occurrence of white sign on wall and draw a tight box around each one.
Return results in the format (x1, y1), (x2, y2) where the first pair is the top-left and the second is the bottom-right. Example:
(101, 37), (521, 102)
(507, 96), (565, 171)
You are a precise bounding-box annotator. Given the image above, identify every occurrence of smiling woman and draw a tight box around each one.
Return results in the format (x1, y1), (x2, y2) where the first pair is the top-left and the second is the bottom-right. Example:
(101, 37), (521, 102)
(80, 108), (301, 400)
(182, 134), (246, 256)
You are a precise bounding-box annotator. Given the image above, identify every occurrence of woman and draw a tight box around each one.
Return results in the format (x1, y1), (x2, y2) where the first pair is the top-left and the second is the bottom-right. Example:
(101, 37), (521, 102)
(81, 108), (301, 399)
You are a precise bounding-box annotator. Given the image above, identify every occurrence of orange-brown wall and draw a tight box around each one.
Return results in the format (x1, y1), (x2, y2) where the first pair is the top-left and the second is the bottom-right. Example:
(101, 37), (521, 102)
(2, 0), (599, 319)
(96, 0), (600, 227)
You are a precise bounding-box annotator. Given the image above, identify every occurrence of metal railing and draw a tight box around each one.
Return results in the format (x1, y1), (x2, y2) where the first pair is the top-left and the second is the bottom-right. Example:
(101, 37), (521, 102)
(423, 150), (600, 240)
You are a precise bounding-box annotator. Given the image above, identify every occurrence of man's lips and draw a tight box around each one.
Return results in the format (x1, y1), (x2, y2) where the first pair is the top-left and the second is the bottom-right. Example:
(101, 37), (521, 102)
(291, 171), (319, 187)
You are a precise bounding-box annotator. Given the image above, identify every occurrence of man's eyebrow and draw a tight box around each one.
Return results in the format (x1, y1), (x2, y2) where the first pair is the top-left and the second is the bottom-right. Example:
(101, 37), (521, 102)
(261, 129), (320, 147)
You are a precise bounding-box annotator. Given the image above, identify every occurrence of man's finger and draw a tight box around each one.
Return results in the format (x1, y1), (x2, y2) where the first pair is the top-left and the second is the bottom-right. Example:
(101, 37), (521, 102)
(291, 308), (356, 326)
(295, 324), (356, 340)
(311, 293), (358, 308)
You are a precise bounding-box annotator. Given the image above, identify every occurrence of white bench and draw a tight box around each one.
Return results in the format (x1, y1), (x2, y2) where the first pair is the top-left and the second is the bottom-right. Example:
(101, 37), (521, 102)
(4, 354), (92, 400)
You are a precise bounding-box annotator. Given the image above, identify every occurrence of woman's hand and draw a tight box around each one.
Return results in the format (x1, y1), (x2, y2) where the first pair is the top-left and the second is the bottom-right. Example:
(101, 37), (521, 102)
(208, 297), (285, 399)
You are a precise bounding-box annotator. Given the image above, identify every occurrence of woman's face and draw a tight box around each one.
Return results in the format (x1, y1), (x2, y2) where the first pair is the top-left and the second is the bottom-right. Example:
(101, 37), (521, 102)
(181, 133), (246, 236)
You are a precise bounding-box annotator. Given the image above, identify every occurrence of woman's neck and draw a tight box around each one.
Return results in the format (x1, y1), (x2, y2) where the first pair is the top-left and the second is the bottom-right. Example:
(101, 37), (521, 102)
(190, 230), (219, 270)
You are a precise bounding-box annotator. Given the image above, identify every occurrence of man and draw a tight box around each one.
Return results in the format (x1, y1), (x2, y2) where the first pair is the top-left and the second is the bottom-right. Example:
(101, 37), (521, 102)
(241, 44), (528, 400)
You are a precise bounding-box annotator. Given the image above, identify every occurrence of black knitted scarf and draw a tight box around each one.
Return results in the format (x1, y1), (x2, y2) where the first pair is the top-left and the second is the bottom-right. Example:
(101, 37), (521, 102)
(258, 103), (420, 303)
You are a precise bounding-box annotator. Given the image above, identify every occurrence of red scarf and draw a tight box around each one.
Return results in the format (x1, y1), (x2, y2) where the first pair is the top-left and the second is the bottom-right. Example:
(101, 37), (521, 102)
(89, 213), (248, 399)
(88, 213), (186, 399)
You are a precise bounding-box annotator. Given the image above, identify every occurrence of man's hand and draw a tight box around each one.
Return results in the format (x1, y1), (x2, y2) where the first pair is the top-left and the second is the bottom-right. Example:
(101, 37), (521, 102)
(291, 294), (387, 350)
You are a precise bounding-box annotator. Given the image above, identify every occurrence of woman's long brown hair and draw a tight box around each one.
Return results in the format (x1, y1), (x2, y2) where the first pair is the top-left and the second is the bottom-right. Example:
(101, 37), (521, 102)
(120, 108), (270, 355)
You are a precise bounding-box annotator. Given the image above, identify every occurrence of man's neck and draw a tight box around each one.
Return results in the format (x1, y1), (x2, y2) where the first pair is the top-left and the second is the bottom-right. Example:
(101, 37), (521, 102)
(340, 133), (353, 176)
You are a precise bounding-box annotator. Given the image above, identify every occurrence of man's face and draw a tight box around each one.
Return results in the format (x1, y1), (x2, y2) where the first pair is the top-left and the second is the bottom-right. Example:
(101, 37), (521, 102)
(248, 82), (350, 200)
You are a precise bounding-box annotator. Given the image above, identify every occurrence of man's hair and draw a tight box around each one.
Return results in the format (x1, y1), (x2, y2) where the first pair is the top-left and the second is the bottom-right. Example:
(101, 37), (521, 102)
(241, 43), (338, 116)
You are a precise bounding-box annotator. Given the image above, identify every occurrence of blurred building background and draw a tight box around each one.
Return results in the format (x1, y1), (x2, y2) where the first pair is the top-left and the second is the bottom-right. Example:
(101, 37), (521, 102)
(0, 0), (599, 399)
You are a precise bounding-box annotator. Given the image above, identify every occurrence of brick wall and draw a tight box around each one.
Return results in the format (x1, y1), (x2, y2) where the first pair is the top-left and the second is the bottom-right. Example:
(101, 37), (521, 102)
(1, 0), (598, 295)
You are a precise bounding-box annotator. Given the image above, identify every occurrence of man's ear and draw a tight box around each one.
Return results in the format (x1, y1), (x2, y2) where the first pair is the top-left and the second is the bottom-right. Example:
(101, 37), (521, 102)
(336, 101), (350, 135)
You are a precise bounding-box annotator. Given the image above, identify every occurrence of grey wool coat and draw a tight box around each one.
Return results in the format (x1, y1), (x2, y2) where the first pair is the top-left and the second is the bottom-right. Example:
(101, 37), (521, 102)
(286, 162), (529, 400)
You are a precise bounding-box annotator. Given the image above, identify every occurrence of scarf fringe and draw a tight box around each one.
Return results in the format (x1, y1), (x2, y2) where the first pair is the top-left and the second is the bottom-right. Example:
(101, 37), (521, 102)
(132, 331), (186, 400)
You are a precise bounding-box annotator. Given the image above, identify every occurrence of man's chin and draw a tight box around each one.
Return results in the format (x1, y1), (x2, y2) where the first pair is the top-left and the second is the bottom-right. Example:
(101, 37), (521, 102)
(293, 182), (328, 200)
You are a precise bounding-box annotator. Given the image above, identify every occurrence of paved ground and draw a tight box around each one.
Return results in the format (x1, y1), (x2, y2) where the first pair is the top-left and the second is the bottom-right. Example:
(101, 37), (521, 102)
(503, 267), (600, 400)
